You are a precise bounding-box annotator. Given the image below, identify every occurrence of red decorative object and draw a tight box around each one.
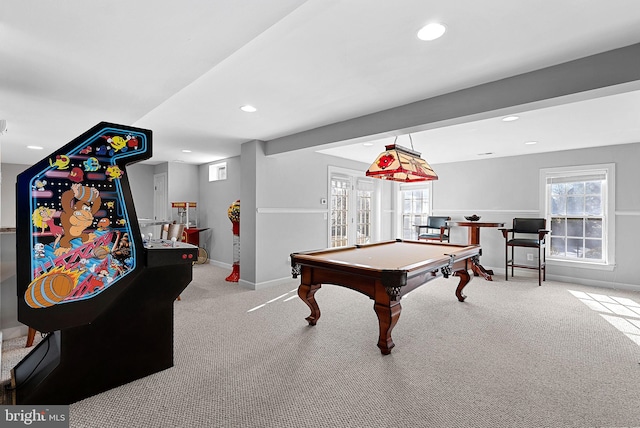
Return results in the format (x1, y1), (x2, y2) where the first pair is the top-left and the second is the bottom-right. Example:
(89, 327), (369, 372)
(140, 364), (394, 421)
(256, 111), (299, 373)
(376, 153), (395, 169)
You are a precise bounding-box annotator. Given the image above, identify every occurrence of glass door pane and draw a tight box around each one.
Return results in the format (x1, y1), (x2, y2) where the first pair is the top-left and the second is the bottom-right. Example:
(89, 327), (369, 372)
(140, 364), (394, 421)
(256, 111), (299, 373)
(331, 176), (350, 247)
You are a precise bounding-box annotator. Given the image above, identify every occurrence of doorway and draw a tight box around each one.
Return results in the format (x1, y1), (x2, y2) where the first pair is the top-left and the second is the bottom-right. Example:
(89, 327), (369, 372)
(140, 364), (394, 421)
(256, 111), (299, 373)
(153, 172), (168, 237)
(329, 169), (376, 247)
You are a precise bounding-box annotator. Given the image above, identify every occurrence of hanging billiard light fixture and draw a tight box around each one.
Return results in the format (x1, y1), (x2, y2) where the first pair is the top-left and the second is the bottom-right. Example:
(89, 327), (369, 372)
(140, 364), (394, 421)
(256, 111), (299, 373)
(365, 135), (438, 182)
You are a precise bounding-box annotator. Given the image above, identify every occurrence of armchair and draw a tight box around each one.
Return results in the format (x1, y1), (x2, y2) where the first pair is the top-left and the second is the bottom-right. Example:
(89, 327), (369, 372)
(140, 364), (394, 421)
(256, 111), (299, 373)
(416, 216), (451, 242)
(499, 218), (549, 286)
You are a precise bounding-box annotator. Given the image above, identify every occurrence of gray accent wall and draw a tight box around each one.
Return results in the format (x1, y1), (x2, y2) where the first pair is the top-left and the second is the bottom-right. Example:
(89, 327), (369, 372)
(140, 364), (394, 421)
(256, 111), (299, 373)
(237, 141), (639, 290)
(432, 142), (640, 289)
(236, 142), (394, 288)
(197, 156), (242, 269)
(259, 148), (391, 286)
(1, 163), (27, 228)
(1, 140), (639, 337)
(167, 162), (200, 222)
(230, 140), (640, 290)
(126, 163), (155, 220)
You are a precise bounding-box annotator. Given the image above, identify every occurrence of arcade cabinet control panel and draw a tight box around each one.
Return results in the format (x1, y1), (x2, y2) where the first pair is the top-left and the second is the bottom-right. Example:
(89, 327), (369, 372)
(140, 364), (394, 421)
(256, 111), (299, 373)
(143, 236), (198, 266)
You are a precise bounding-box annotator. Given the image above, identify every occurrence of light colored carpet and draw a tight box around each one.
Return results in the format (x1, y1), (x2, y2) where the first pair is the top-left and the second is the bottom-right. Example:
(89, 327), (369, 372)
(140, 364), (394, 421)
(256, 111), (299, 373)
(1, 334), (43, 387)
(4, 263), (640, 427)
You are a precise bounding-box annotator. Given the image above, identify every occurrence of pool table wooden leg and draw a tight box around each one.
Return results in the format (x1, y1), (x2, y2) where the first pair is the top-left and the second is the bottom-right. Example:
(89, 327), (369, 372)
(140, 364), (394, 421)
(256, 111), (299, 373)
(373, 300), (401, 355)
(453, 268), (471, 302)
(298, 283), (322, 326)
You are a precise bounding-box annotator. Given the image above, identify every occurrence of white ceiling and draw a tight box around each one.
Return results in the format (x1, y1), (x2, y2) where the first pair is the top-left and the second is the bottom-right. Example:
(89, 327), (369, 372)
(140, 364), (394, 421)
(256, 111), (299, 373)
(2, 0), (640, 167)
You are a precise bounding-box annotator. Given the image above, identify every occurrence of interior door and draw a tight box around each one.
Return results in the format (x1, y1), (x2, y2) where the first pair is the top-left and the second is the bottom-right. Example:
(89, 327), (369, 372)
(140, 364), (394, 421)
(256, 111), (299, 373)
(153, 172), (168, 237)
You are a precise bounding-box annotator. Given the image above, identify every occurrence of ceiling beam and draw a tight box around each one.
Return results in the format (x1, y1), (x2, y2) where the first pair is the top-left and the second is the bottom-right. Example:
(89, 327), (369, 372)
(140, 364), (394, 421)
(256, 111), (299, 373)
(264, 43), (640, 156)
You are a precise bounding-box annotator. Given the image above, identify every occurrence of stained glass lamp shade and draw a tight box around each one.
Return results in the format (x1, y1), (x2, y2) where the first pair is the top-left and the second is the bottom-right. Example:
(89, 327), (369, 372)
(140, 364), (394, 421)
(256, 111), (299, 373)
(365, 144), (438, 182)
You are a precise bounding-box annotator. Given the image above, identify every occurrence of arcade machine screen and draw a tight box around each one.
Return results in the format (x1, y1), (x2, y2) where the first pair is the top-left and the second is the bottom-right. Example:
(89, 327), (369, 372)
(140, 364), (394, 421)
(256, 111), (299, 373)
(12, 122), (198, 404)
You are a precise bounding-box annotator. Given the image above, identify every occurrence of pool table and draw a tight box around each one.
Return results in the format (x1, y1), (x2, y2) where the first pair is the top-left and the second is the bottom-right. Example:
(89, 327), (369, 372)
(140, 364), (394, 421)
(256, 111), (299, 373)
(290, 239), (481, 354)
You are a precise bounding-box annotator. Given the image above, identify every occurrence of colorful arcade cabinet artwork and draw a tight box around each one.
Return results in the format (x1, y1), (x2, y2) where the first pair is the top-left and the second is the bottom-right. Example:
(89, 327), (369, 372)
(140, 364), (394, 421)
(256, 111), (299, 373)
(27, 153), (134, 310)
(12, 122), (198, 405)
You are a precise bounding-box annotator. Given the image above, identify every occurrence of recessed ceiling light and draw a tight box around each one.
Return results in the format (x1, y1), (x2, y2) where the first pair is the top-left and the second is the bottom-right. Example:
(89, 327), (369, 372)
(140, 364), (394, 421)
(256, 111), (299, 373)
(417, 23), (446, 41)
(181, 149), (192, 153)
(525, 141), (538, 145)
(240, 105), (257, 113)
(502, 115), (519, 122)
(363, 142), (374, 147)
(27, 145), (44, 150)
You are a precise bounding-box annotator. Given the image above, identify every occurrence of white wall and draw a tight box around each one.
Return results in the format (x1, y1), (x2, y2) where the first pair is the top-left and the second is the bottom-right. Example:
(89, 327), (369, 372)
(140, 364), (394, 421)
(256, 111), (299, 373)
(240, 143), (394, 287)
(0, 231), (19, 336)
(1, 163), (27, 228)
(167, 162), (199, 223)
(4, 138), (638, 309)
(246, 142), (640, 290)
(197, 156), (241, 266)
(230, 140), (640, 291)
(126, 163), (155, 220)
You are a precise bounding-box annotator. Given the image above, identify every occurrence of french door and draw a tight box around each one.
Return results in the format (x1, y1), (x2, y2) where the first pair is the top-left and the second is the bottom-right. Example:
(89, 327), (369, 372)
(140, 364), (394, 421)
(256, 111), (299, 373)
(330, 172), (375, 247)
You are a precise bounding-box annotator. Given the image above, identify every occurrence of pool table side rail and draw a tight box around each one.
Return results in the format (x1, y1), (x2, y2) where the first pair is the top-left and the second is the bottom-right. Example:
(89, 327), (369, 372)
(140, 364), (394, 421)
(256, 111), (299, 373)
(290, 239), (482, 274)
(290, 239), (480, 279)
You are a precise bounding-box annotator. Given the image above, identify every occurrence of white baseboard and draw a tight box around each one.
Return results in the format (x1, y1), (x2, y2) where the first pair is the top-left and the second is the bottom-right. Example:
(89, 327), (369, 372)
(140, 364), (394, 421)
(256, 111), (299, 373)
(208, 262), (640, 293)
(237, 275), (297, 291)
(545, 273), (640, 292)
(488, 266), (640, 292)
(207, 259), (297, 290)
(208, 259), (231, 269)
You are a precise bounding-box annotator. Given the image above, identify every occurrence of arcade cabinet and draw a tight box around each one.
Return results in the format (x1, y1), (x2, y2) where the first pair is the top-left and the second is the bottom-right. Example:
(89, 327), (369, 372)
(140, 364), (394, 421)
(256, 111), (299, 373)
(11, 122), (198, 404)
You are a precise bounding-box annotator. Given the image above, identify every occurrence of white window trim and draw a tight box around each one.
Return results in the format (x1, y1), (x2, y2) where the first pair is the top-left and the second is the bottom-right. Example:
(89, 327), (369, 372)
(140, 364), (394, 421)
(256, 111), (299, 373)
(539, 163), (616, 271)
(208, 162), (227, 181)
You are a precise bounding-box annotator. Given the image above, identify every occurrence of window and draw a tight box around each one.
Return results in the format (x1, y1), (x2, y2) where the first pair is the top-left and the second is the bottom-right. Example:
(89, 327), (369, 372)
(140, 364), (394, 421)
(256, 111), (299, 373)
(540, 163), (615, 269)
(208, 162), (227, 181)
(399, 183), (431, 239)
